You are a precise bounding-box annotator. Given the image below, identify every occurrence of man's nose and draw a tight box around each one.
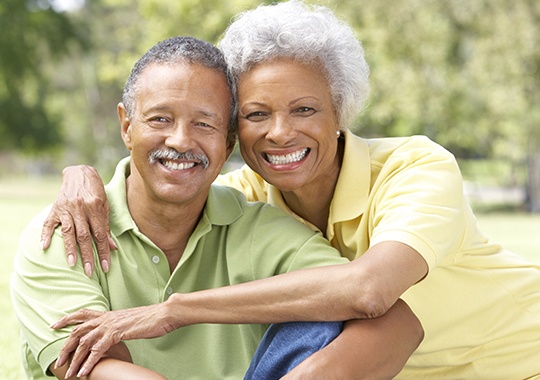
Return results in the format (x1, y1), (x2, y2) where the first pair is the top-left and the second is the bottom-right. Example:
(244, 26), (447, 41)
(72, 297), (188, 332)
(165, 122), (195, 151)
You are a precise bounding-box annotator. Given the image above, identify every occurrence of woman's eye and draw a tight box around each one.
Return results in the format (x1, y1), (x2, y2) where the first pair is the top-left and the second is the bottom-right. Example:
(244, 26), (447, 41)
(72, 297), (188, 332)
(245, 111), (268, 121)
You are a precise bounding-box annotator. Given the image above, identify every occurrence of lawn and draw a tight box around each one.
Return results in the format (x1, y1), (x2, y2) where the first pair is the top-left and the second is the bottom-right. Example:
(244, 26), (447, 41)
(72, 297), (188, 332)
(1, 176), (539, 378)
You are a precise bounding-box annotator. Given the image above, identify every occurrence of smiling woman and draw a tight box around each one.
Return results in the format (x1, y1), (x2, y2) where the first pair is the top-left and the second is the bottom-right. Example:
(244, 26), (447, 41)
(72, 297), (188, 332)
(237, 58), (342, 211)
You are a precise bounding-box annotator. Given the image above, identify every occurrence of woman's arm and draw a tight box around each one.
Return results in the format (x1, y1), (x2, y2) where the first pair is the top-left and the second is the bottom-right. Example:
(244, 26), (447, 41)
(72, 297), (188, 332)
(169, 241), (427, 323)
(53, 241), (427, 376)
(41, 165), (115, 277)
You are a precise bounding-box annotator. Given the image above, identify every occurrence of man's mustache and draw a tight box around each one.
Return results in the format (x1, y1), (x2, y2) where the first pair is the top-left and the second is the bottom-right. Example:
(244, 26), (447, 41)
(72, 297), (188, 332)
(148, 148), (209, 169)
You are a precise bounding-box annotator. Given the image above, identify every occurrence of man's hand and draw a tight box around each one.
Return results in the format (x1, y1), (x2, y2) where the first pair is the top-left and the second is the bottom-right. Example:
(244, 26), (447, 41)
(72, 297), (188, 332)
(40, 165), (116, 277)
(51, 305), (178, 378)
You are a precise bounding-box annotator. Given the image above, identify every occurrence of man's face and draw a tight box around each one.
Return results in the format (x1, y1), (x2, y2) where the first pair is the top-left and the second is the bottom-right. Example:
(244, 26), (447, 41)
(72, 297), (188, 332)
(120, 62), (231, 207)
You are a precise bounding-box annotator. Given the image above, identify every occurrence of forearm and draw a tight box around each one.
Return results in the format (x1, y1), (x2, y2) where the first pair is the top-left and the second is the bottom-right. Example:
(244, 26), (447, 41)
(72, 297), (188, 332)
(167, 242), (427, 328)
(52, 358), (166, 380)
(284, 299), (423, 379)
(168, 262), (364, 328)
(50, 342), (166, 380)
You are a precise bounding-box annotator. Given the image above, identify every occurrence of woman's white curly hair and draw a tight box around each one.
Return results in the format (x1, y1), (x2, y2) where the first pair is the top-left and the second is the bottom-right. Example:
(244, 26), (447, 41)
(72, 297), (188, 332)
(219, 0), (370, 129)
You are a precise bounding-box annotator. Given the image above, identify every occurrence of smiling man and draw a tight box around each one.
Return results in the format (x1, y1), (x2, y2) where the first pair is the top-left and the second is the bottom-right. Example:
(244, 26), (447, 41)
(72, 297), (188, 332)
(11, 36), (350, 379)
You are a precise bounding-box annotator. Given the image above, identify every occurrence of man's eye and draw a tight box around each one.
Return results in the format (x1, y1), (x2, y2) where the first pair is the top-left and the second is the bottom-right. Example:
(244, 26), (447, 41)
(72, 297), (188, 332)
(294, 107), (315, 115)
(150, 117), (168, 123)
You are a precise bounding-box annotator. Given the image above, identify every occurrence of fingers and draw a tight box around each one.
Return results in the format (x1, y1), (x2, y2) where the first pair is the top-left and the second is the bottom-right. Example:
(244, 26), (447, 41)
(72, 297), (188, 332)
(44, 165), (114, 276)
(58, 327), (116, 378)
(70, 209), (95, 277)
(51, 308), (104, 329)
(53, 309), (108, 373)
(41, 210), (60, 250)
(65, 333), (109, 378)
(59, 212), (79, 268)
(89, 202), (114, 274)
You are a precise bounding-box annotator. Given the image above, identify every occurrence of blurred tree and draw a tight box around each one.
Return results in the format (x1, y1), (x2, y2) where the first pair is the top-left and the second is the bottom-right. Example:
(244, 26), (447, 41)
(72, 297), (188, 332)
(0, 0), (88, 152)
(5, 0), (539, 210)
(52, 0), (271, 175)
(334, 0), (540, 212)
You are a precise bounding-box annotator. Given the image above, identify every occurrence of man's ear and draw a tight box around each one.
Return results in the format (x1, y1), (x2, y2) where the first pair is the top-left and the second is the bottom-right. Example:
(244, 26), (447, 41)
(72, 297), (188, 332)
(118, 103), (133, 151)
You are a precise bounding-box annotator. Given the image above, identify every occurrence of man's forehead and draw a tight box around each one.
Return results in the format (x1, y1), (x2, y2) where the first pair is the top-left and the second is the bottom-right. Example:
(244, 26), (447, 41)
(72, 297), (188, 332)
(134, 62), (231, 121)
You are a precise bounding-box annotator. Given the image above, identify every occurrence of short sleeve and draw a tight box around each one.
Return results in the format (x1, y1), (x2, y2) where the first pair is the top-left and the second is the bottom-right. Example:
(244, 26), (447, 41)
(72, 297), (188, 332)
(10, 207), (109, 374)
(369, 138), (467, 270)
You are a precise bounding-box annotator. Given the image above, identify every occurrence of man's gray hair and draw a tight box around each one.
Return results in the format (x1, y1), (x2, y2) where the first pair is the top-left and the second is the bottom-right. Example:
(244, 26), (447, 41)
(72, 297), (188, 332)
(123, 36), (237, 147)
(218, 0), (370, 129)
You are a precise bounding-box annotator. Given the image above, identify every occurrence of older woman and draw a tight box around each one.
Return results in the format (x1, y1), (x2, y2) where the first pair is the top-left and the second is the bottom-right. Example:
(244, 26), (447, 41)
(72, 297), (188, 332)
(42, 0), (540, 379)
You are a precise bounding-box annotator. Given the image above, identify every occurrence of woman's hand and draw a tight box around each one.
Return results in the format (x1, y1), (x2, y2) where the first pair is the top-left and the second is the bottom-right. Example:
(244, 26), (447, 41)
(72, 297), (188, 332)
(51, 304), (178, 378)
(40, 165), (115, 277)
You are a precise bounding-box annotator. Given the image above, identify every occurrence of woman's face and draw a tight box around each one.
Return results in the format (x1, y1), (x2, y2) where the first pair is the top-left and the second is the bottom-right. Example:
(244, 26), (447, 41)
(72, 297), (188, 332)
(237, 58), (341, 193)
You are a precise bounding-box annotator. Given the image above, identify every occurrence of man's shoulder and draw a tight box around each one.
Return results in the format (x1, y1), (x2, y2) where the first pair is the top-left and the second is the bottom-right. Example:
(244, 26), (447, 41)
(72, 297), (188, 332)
(207, 184), (315, 237)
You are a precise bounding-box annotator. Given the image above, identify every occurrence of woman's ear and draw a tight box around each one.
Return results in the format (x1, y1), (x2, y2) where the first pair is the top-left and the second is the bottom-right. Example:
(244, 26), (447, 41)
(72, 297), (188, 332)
(118, 103), (133, 151)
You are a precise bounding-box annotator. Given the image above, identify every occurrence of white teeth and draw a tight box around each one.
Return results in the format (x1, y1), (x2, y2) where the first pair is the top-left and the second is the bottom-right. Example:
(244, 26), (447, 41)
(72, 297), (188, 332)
(266, 148), (308, 165)
(162, 160), (196, 170)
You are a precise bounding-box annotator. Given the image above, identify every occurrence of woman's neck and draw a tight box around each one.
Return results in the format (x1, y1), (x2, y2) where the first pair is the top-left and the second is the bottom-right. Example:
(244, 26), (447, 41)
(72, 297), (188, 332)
(281, 139), (344, 235)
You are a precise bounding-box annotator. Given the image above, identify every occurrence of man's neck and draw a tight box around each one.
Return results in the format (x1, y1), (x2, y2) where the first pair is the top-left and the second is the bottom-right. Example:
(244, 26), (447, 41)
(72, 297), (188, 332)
(126, 180), (206, 273)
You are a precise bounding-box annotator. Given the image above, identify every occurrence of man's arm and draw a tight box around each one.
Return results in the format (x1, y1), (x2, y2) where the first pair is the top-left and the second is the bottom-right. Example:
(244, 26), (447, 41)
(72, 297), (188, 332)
(50, 342), (166, 380)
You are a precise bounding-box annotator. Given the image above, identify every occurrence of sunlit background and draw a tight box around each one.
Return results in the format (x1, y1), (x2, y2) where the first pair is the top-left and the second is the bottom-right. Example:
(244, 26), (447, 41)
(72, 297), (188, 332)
(1, 0), (539, 378)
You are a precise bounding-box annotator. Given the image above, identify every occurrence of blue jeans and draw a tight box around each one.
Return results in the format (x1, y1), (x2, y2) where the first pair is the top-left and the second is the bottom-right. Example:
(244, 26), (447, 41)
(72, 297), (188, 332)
(244, 321), (343, 380)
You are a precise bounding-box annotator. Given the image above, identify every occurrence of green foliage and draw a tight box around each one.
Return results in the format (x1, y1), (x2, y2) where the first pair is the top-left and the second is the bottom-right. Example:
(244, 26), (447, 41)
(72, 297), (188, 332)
(336, 0), (540, 160)
(2, 0), (539, 206)
(0, 0), (89, 152)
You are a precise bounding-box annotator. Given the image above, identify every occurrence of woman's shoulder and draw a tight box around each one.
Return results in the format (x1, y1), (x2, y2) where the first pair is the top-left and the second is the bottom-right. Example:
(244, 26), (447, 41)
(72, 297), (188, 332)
(215, 164), (269, 203)
(363, 135), (455, 165)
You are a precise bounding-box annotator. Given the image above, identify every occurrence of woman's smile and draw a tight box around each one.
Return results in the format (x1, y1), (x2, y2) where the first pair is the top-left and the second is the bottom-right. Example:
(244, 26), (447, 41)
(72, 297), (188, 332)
(264, 148), (310, 166)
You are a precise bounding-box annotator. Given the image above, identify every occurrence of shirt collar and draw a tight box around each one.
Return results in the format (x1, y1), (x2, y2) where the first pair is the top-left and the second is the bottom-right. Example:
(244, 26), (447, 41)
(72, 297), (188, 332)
(106, 157), (244, 237)
(328, 129), (370, 224)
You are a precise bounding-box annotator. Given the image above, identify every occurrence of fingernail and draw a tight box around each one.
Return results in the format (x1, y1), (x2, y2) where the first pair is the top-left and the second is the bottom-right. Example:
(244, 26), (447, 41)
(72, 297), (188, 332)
(101, 259), (109, 273)
(40, 239), (45, 250)
(84, 263), (93, 277)
(66, 367), (74, 378)
(78, 366), (88, 378)
(67, 254), (76, 267)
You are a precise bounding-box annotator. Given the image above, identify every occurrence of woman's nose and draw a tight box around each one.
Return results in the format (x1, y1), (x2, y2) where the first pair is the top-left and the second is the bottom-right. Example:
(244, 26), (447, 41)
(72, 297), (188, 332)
(265, 115), (297, 145)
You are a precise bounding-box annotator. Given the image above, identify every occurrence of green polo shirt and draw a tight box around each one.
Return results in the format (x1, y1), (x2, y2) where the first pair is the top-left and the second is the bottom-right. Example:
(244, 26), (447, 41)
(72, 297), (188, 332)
(11, 157), (347, 380)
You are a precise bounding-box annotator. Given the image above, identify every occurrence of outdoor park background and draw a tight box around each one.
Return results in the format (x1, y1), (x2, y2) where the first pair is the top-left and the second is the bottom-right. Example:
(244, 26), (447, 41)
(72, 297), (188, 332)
(1, 0), (539, 378)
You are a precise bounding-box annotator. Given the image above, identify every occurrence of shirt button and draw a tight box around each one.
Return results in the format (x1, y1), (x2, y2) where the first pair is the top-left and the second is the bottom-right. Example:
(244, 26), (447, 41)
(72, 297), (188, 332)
(152, 255), (160, 264)
(166, 287), (173, 295)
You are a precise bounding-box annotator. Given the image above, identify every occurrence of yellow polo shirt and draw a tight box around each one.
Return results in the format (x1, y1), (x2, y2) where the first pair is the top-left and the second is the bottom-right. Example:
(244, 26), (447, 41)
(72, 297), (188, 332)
(217, 130), (540, 379)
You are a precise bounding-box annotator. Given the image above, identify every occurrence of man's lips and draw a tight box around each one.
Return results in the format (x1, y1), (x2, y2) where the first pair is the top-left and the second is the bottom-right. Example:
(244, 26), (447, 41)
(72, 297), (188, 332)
(159, 159), (197, 170)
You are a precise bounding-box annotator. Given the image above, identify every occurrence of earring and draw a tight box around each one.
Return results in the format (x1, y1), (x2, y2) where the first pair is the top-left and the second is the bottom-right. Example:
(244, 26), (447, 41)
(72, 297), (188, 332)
(336, 130), (341, 138)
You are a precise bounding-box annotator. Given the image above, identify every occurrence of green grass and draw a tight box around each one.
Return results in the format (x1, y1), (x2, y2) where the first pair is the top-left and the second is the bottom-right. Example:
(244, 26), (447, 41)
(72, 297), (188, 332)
(0, 176), (539, 379)
(0, 176), (60, 379)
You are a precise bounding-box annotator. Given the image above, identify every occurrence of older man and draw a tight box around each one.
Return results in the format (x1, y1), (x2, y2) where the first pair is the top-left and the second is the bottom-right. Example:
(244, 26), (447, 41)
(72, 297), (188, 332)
(11, 36), (349, 379)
